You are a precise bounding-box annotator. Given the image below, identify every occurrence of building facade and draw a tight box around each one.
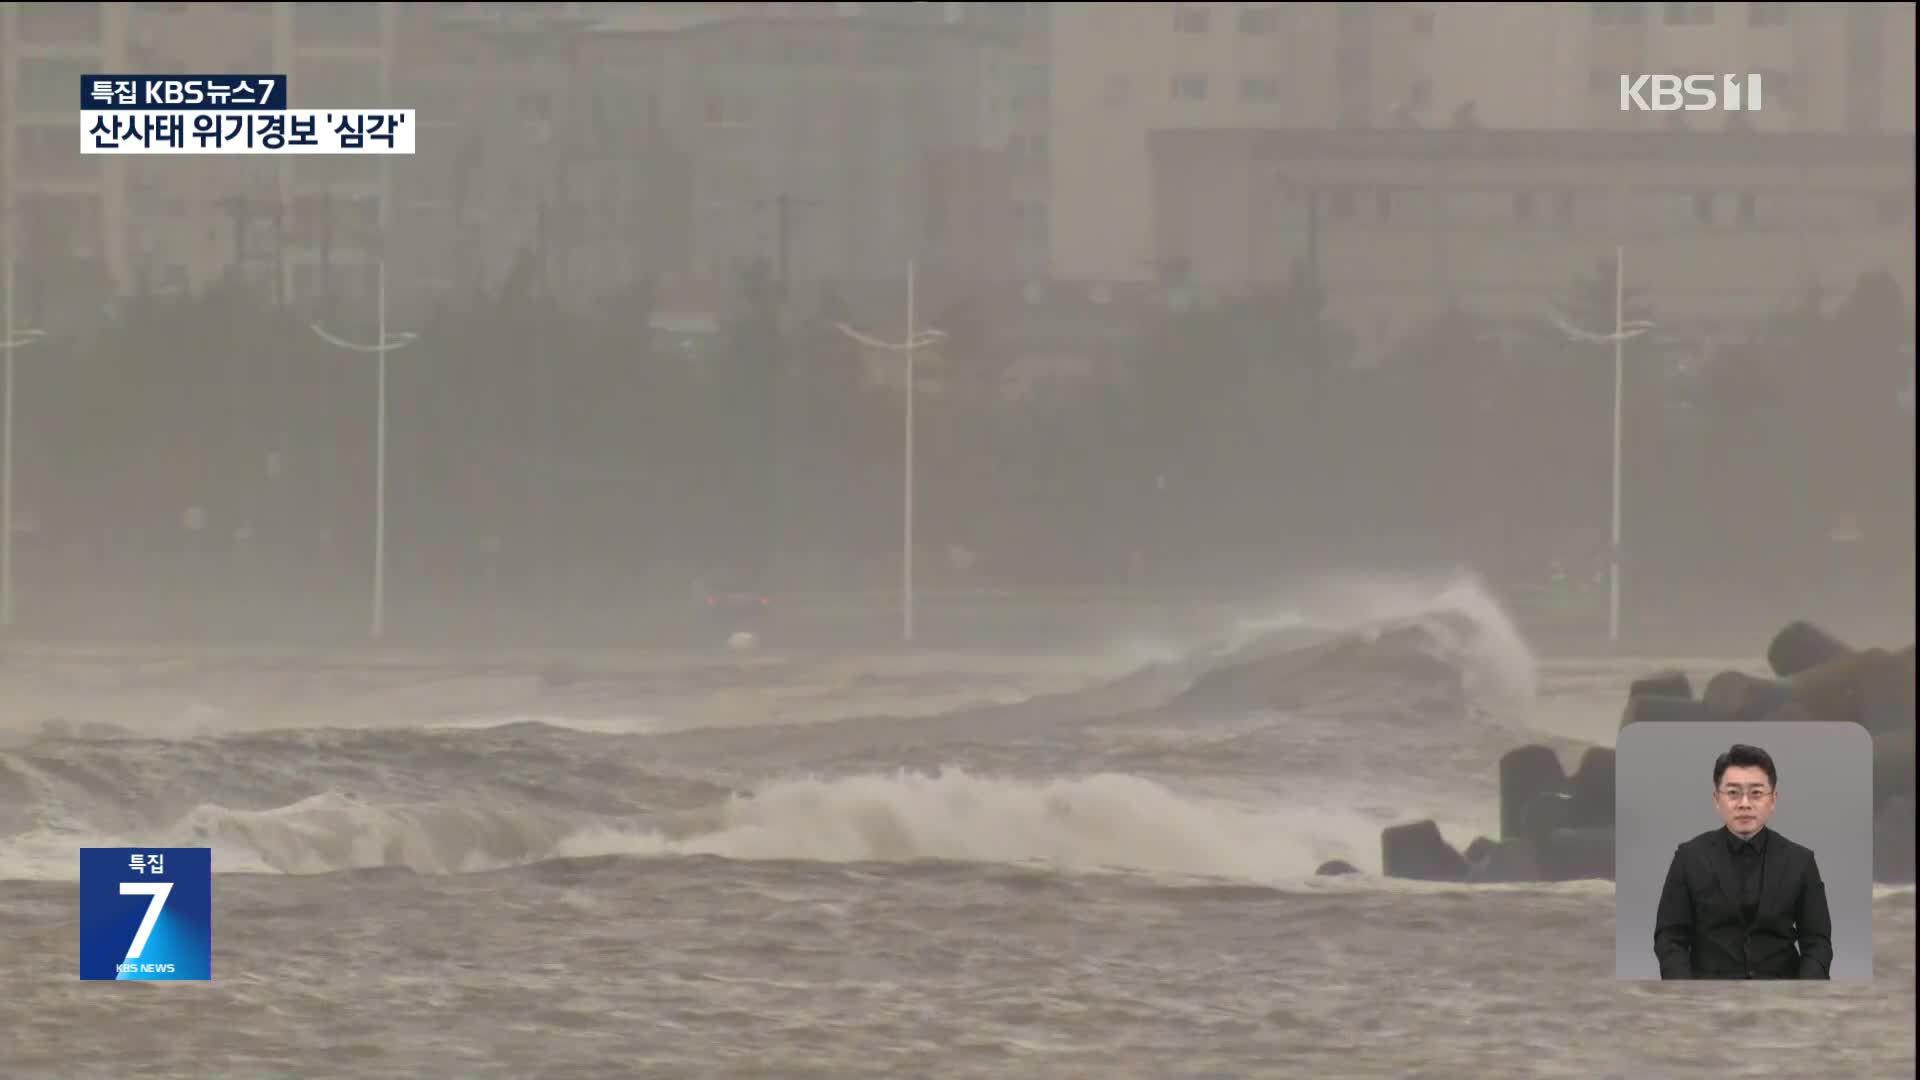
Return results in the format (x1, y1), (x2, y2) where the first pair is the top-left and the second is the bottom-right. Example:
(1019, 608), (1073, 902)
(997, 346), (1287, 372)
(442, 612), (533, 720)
(7, 2), (1914, 327)
(1046, 1), (1917, 285)
(1, 1), (398, 324)
(1150, 126), (1916, 362)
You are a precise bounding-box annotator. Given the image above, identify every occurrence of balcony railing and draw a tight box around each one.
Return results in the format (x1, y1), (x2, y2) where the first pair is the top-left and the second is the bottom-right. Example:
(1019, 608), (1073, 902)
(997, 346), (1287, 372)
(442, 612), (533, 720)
(293, 2), (385, 47)
(15, 3), (104, 44)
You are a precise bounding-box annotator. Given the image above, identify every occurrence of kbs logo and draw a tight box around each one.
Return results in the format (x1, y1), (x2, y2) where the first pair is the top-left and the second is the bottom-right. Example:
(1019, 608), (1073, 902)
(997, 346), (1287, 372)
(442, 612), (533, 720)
(1619, 74), (1764, 112)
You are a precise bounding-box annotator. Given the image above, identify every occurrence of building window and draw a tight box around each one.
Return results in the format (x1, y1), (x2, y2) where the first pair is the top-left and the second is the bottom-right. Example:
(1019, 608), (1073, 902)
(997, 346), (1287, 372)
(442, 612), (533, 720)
(1756, 69), (1791, 105)
(297, 57), (385, 111)
(1011, 64), (1049, 111)
(1014, 200), (1048, 241)
(1174, 5), (1209, 33)
(1011, 132), (1048, 159)
(1238, 7), (1278, 34)
(1513, 190), (1536, 222)
(1693, 191), (1715, 224)
(1663, 2), (1713, 26)
(1591, 2), (1645, 25)
(15, 3), (103, 40)
(1735, 191), (1757, 225)
(1748, 2), (1789, 26)
(703, 91), (753, 128)
(1410, 79), (1432, 107)
(15, 123), (102, 182)
(17, 56), (95, 114)
(1171, 74), (1209, 102)
(19, 191), (106, 262)
(293, 1), (383, 44)
(1239, 77), (1281, 104)
(1554, 188), (1576, 224)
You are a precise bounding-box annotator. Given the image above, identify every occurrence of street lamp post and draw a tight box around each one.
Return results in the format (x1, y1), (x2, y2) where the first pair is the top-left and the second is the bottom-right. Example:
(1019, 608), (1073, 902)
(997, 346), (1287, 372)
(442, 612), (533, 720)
(311, 259), (417, 639)
(1, 195), (52, 629)
(1, 241), (48, 631)
(1551, 244), (1655, 645)
(833, 260), (945, 643)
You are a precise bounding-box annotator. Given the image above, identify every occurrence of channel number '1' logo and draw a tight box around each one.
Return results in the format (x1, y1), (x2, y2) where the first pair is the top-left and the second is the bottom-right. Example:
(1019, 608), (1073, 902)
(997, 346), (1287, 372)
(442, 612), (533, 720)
(1620, 74), (1763, 112)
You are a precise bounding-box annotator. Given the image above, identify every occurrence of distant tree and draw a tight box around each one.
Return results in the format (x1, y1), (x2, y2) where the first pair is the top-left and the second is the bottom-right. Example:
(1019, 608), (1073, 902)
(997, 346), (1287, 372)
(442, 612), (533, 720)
(1815, 267), (1912, 538)
(931, 293), (1007, 409)
(1377, 303), (1497, 559)
(1550, 252), (1656, 349)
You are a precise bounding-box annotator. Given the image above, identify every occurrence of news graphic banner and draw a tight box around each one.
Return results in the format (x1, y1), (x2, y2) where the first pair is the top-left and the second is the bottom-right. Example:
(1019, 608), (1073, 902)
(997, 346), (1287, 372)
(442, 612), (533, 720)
(78, 847), (213, 981)
(80, 73), (414, 155)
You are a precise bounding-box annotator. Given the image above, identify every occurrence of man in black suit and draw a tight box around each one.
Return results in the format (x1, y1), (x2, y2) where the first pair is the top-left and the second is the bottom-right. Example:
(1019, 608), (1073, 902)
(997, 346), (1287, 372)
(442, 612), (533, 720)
(1653, 743), (1834, 979)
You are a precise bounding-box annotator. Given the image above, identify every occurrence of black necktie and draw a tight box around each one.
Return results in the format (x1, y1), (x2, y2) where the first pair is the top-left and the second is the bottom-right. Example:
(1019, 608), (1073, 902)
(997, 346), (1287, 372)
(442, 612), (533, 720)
(1734, 840), (1762, 924)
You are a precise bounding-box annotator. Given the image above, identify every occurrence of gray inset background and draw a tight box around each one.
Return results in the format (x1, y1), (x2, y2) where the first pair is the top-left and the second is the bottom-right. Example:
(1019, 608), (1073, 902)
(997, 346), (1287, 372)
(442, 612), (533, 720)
(1614, 721), (1875, 981)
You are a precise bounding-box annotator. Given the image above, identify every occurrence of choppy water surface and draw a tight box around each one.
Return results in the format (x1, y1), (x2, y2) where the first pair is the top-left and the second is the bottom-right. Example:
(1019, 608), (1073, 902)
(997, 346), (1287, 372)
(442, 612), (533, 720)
(4, 579), (1913, 1078)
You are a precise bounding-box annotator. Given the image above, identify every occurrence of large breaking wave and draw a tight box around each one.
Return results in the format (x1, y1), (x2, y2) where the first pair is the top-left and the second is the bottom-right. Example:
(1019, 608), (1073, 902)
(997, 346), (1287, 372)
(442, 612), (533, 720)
(1, 574), (1552, 882)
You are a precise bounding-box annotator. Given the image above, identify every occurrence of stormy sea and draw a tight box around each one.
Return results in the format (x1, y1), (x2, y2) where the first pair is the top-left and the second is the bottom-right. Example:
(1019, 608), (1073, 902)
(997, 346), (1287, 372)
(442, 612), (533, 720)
(3, 577), (1913, 1078)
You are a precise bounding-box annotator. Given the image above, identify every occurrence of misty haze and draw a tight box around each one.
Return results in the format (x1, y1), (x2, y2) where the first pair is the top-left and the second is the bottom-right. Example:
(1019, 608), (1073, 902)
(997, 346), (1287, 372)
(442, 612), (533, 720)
(2, 2), (1914, 1077)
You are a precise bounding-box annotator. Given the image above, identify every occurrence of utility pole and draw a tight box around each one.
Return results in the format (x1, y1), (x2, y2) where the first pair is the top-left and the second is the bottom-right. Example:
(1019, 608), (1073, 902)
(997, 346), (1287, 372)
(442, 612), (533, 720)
(758, 192), (822, 589)
(270, 197), (285, 309)
(218, 194), (253, 287)
(2, 201), (51, 631)
(1305, 184), (1320, 275)
(319, 190), (334, 321)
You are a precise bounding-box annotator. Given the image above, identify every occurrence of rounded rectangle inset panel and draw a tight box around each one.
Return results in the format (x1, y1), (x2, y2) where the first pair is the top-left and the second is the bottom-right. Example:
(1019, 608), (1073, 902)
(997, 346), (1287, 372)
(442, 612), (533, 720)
(1615, 720), (1877, 981)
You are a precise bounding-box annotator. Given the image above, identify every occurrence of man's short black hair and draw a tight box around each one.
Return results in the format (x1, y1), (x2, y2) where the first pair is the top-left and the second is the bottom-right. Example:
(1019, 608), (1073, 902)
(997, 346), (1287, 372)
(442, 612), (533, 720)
(1714, 744), (1778, 789)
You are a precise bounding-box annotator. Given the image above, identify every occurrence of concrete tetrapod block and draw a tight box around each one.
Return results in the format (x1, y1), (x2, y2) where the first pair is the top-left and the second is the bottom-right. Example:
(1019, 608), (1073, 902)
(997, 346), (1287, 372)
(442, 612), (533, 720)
(1872, 727), (1916, 817)
(1566, 747), (1617, 830)
(1789, 648), (1915, 733)
(1872, 796), (1915, 885)
(1380, 820), (1469, 883)
(1537, 826), (1617, 882)
(1462, 836), (1498, 866)
(1499, 745), (1569, 841)
(1767, 620), (1855, 679)
(1628, 670), (1695, 701)
(1858, 646), (1917, 734)
(1620, 695), (1731, 731)
(1701, 670), (1795, 722)
(1465, 838), (1543, 884)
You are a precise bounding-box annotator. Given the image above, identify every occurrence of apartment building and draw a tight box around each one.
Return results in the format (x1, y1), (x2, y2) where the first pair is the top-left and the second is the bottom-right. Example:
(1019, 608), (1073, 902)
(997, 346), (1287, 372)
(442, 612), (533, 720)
(1427, 1), (1916, 133)
(1046, 1), (1917, 286)
(559, 9), (1015, 311)
(2, 2), (117, 327)
(1150, 126), (1916, 363)
(386, 5), (590, 316)
(1045, 2), (1432, 285)
(278, 2), (397, 321)
(5, 1), (1027, 328)
(1, 1), (397, 324)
